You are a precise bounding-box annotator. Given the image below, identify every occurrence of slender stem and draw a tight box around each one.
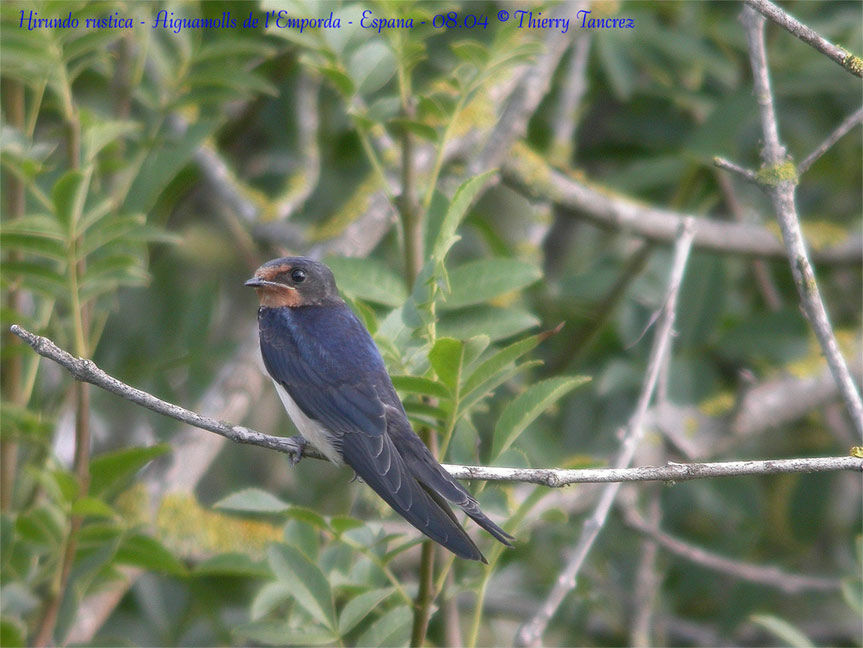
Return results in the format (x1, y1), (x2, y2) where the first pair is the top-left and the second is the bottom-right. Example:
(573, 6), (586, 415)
(797, 106), (863, 175)
(34, 58), (90, 647)
(1, 78), (26, 511)
(410, 541), (436, 647)
(399, 102), (422, 289)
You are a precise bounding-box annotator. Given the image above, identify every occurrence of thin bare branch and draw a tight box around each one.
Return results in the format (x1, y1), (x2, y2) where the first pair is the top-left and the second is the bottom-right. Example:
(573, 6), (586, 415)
(622, 502), (842, 594)
(11, 325), (860, 487)
(9, 324), (322, 462)
(516, 219), (696, 648)
(714, 170), (782, 311)
(798, 106), (863, 175)
(502, 153), (862, 264)
(446, 456), (862, 485)
(713, 156), (759, 184)
(469, 3), (581, 176)
(550, 32), (592, 165)
(740, 4), (863, 438)
(630, 491), (663, 647)
(743, 0), (863, 78)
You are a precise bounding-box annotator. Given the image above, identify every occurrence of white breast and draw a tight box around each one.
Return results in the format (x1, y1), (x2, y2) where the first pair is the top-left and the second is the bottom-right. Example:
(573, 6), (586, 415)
(271, 379), (344, 466)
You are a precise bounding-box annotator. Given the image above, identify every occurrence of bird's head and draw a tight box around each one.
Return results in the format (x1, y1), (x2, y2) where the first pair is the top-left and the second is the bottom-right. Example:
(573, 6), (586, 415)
(245, 257), (341, 308)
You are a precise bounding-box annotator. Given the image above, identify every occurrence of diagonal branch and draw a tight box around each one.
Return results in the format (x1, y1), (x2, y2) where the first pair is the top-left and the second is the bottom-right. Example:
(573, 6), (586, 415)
(739, 5), (863, 439)
(743, 0), (863, 78)
(516, 219), (696, 647)
(621, 501), (842, 594)
(798, 106), (863, 176)
(502, 151), (863, 264)
(11, 324), (860, 487)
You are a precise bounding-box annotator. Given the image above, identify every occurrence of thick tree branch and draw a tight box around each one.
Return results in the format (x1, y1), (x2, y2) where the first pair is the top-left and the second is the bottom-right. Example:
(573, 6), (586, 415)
(502, 151), (862, 264)
(743, 0), (863, 78)
(11, 325), (861, 486)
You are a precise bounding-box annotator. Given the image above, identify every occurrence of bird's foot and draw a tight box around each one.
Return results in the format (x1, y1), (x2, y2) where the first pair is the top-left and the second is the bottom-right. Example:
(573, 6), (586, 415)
(288, 435), (307, 466)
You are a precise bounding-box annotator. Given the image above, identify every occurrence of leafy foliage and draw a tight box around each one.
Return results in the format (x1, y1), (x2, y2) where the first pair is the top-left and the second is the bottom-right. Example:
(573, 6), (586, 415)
(1, 0), (860, 646)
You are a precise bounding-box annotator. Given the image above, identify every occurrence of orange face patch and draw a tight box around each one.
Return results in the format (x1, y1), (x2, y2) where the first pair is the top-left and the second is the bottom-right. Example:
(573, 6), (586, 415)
(257, 263), (292, 282)
(255, 284), (300, 308)
(253, 263), (302, 308)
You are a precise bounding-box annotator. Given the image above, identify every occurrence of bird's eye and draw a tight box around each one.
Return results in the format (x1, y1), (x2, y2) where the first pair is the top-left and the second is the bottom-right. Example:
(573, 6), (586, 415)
(290, 268), (306, 283)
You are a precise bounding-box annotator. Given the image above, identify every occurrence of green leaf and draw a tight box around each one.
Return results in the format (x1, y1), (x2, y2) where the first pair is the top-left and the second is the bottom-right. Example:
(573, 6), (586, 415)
(462, 335), (491, 369)
(285, 507), (329, 531)
(317, 65), (355, 96)
(0, 233), (66, 262)
(596, 30), (636, 100)
(1, 260), (67, 299)
(325, 256), (407, 307)
(750, 614), (814, 648)
(441, 258), (542, 310)
(348, 41), (397, 95)
(463, 326), (561, 397)
(459, 361), (543, 419)
(330, 516), (364, 535)
(116, 533), (187, 576)
(268, 544), (336, 630)
(0, 214), (63, 239)
(194, 553), (269, 578)
(338, 587), (396, 635)
(386, 118), (437, 142)
(432, 170), (496, 262)
(14, 505), (64, 548)
(83, 120), (139, 162)
(79, 214), (147, 257)
(214, 488), (292, 514)
(236, 620), (337, 646)
(89, 444), (171, 497)
(0, 616), (26, 648)
(437, 306), (539, 342)
(451, 40), (489, 66)
(717, 308), (809, 365)
(251, 581), (293, 621)
(492, 376), (590, 460)
(51, 170), (86, 234)
(124, 118), (220, 214)
(187, 65), (277, 98)
(355, 604), (411, 647)
(391, 375), (450, 399)
(70, 496), (115, 519)
(429, 337), (463, 391)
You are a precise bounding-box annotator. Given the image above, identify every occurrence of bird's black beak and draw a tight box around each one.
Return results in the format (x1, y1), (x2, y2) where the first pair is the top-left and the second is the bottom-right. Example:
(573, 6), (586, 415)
(244, 277), (265, 288)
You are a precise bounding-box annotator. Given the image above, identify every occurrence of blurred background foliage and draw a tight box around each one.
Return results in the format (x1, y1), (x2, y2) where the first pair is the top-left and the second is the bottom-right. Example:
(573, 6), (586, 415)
(1, 0), (861, 646)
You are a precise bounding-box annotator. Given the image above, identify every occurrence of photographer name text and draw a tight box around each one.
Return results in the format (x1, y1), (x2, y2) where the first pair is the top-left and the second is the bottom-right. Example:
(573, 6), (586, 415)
(17, 8), (635, 35)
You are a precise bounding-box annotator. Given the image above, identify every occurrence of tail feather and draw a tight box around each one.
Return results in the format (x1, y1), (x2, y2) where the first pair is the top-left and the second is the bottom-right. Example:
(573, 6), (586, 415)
(340, 430), (486, 561)
(400, 432), (515, 548)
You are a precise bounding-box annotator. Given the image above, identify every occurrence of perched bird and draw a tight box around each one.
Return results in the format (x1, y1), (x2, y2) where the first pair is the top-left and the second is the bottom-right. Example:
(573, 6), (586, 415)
(245, 256), (513, 561)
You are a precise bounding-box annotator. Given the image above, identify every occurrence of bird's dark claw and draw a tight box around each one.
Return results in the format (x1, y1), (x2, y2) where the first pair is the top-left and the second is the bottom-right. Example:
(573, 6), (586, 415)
(288, 435), (307, 466)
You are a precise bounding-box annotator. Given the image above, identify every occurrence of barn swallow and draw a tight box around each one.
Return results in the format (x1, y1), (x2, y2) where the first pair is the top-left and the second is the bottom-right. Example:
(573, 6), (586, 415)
(245, 256), (513, 561)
